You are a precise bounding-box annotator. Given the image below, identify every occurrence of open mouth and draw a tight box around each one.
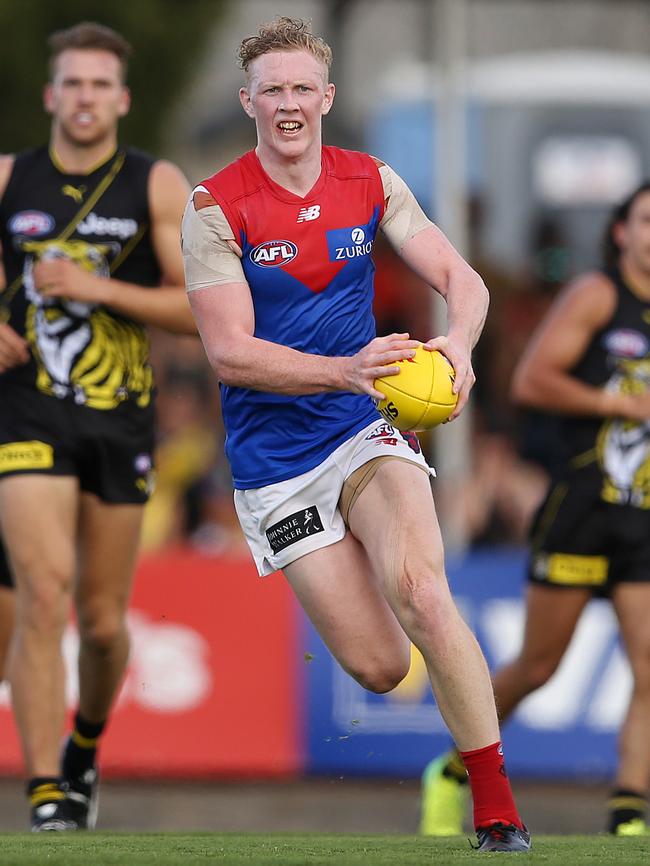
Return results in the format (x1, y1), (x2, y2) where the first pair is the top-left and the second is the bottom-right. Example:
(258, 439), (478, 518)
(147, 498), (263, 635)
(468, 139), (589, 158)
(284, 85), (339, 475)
(277, 120), (303, 134)
(73, 113), (95, 126)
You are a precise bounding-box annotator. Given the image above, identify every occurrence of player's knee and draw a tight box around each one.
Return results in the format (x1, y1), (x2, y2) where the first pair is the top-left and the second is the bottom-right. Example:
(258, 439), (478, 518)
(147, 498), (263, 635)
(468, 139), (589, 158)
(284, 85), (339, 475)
(523, 656), (560, 691)
(77, 612), (127, 654)
(347, 657), (409, 694)
(15, 569), (73, 632)
(354, 666), (407, 694)
(394, 561), (449, 628)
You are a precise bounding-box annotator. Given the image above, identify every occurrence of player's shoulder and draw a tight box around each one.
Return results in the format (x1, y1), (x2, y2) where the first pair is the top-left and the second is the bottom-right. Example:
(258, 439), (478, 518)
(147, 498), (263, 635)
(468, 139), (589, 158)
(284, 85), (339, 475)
(323, 145), (382, 179)
(556, 269), (618, 324)
(122, 145), (186, 186)
(148, 157), (189, 188)
(202, 150), (261, 202)
(0, 154), (15, 177)
(564, 269), (617, 301)
(0, 153), (16, 203)
(0, 145), (47, 187)
(122, 145), (157, 168)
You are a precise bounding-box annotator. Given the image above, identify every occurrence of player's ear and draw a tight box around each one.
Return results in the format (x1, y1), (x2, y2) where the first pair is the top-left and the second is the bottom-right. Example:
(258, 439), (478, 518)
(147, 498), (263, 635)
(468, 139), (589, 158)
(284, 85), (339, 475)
(239, 88), (255, 119)
(322, 82), (335, 116)
(118, 86), (131, 118)
(613, 221), (628, 251)
(43, 84), (54, 115)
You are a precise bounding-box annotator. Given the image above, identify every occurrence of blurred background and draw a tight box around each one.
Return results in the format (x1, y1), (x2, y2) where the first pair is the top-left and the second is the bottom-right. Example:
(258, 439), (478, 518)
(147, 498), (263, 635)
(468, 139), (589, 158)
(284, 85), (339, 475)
(0, 0), (647, 833)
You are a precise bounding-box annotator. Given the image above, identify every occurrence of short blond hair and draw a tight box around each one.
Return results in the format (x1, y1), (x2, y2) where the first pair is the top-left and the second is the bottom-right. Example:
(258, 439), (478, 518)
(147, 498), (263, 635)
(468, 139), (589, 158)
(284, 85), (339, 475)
(238, 17), (332, 76)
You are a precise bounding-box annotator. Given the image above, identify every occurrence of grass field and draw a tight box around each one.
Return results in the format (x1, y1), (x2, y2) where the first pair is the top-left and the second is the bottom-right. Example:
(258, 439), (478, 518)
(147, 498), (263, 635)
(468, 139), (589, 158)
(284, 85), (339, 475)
(1, 833), (649, 866)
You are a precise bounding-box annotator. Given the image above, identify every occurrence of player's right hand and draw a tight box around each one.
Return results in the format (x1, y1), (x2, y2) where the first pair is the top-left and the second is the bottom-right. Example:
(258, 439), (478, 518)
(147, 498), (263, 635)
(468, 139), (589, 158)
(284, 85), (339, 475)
(0, 321), (30, 372)
(343, 333), (419, 400)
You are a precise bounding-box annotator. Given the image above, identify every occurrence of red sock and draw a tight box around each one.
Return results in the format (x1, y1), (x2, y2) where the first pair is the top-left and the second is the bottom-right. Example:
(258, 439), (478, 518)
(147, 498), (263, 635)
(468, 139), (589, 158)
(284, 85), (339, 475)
(460, 741), (524, 830)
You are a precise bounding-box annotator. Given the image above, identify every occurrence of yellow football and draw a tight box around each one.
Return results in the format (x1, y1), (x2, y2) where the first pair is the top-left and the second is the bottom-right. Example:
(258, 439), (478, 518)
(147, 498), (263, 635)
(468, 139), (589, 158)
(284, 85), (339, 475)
(374, 345), (458, 431)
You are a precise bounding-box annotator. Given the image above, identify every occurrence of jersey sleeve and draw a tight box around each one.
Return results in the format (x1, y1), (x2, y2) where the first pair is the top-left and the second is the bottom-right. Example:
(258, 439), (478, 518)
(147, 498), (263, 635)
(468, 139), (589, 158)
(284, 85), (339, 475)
(181, 187), (247, 292)
(378, 164), (433, 249)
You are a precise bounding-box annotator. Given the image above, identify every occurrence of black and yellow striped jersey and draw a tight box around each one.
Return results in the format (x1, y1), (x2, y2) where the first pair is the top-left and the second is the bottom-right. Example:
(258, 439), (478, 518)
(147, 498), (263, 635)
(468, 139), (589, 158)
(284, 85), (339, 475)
(0, 145), (160, 410)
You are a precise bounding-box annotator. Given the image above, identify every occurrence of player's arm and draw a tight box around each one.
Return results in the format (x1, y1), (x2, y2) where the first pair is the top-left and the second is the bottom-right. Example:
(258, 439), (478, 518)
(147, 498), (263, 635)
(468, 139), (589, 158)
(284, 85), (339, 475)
(183, 190), (417, 398)
(33, 160), (197, 335)
(512, 272), (650, 421)
(378, 163), (488, 417)
(0, 154), (30, 373)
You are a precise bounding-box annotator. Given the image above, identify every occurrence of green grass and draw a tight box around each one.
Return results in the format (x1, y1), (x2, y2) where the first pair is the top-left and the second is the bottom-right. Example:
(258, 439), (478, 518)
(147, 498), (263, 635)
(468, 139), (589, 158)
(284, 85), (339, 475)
(0, 833), (649, 866)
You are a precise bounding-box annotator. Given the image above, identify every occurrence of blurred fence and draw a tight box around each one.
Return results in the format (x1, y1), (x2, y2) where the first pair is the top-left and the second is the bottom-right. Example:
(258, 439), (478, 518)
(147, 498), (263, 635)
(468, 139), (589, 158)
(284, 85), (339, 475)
(0, 547), (625, 780)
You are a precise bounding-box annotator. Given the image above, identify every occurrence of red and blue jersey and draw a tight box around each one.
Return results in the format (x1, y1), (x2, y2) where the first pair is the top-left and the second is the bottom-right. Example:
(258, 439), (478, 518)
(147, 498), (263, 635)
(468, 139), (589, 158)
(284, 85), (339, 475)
(202, 146), (385, 489)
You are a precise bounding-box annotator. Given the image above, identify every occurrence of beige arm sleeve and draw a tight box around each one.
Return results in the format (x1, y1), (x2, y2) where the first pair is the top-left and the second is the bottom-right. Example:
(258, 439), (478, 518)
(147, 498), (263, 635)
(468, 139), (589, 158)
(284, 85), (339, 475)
(181, 191), (246, 292)
(379, 164), (433, 250)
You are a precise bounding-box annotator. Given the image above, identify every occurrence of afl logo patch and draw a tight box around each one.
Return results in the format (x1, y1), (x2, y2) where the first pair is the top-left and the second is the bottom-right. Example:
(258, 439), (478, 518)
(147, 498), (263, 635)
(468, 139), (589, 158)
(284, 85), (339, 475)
(603, 328), (649, 359)
(250, 239), (298, 268)
(9, 210), (55, 237)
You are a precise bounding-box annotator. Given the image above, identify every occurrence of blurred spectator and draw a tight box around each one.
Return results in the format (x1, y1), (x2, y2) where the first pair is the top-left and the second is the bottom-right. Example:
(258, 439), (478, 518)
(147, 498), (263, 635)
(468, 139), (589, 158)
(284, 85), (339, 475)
(372, 233), (431, 339)
(434, 411), (548, 550)
(471, 205), (571, 440)
(142, 332), (244, 554)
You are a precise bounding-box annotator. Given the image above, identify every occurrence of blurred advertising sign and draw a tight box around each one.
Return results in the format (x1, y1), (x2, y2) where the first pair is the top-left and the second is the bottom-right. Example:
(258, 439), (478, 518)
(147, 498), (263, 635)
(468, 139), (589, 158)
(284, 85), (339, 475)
(0, 550), (302, 777)
(533, 136), (641, 206)
(305, 548), (624, 779)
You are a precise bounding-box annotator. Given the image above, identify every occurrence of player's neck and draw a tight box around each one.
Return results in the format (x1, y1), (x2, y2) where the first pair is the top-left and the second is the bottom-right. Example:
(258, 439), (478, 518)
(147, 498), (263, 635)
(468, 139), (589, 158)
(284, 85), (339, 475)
(255, 145), (322, 198)
(49, 130), (119, 175)
(620, 259), (650, 300)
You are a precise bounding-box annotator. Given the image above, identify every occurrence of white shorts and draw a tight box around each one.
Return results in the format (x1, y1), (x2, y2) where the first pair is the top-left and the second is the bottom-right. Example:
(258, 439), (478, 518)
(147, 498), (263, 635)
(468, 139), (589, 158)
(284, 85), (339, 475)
(234, 419), (434, 576)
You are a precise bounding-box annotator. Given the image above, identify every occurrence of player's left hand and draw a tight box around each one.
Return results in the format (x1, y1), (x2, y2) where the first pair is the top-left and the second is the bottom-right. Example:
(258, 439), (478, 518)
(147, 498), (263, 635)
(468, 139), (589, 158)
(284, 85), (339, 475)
(32, 258), (105, 304)
(422, 334), (475, 420)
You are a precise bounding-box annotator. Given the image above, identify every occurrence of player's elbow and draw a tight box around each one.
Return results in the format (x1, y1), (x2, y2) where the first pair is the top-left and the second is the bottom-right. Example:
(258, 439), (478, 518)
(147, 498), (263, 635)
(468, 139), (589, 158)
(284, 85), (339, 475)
(207, 351), (236, 385)
(205, 343), (244, 387)
(510, 364), (544, 408)
(477, 274), (490, 312)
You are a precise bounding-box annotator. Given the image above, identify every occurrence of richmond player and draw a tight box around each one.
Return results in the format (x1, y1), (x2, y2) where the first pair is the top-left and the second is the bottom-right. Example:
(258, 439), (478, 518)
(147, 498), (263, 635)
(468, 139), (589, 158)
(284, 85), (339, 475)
(0, 22), (193, 830)
(421, 183), (650, 838)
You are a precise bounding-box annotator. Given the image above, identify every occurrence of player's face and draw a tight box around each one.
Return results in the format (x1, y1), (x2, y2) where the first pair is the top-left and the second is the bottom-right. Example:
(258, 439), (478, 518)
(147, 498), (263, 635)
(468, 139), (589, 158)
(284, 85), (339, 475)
(240, 50), (334, 162)
(617, 191), (650, 276)
(44, 49), (130, 148)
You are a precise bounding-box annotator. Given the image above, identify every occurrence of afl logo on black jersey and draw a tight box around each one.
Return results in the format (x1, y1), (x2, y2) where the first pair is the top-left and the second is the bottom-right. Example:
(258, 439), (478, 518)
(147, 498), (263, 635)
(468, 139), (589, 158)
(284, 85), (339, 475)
(8, 210), (54, 237)
(250, 239), (298, 267)
(603, 328), (649, 359)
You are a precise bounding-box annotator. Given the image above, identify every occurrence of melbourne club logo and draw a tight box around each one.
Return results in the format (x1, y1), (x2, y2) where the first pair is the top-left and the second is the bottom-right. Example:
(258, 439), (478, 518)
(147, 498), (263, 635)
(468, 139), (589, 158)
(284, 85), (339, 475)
(400, 431), (422, 454)
(250, 239), (298, 267)
(265, 506), (324, 554)
(297, 205), (321, 223)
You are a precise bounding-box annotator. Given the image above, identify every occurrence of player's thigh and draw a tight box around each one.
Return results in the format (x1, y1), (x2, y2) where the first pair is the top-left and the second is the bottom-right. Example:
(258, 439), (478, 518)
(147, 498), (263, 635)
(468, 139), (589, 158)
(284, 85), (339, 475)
(0, 474), (78, 590)
(612, 582), (650, 682)
(346, 458), (446, 607)
(517, 583), (591, 671)
(283, 532), (410, 687)
(75, 492), (144, 618)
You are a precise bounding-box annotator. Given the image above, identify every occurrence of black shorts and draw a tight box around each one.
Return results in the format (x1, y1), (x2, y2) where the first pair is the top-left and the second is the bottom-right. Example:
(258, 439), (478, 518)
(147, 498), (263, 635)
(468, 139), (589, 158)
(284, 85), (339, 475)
(528, 478), (650, 592)
(0, 382), (155, 504)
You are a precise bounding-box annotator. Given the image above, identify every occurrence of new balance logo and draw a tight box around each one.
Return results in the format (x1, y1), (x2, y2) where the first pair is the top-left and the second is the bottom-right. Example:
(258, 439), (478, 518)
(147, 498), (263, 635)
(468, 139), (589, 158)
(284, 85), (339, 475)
(297, 205), (321, 223)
